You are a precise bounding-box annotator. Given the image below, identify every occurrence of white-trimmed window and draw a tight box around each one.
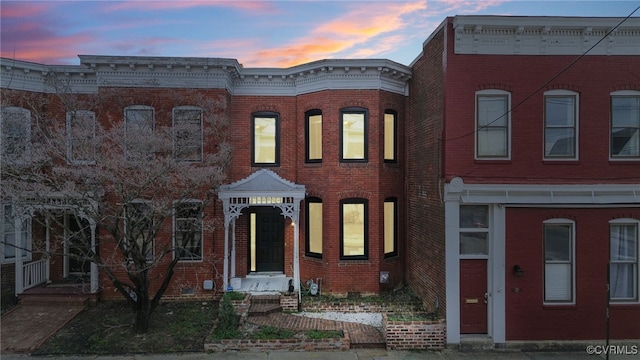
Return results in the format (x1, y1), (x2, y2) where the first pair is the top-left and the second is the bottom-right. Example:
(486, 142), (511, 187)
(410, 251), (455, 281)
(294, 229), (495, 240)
(305, 197), (322, 258)
(384, 110), (397, 162)
(124, 105), (155, 161)
(459, 205), (489, 256)
(305, 110), (322, 163)
(174, 201), (203, 261)
(340, 108), (367, 162)
(543, 219), (575, 303)
(66, 110), (96, 165)
(1, 107), (31, 164)
(610, 219), (639, 302)
(173, 106), (203, 162)
(1, 204), (32, 263)
(610, 91), (640, 159)
(476, 90), (510, 159)
(544, 90), (578, 159)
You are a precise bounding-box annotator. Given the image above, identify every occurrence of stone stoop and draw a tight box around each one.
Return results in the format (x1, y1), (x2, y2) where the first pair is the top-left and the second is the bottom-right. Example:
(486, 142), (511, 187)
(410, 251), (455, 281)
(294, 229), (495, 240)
(248, 294), (282, 317)
(459, 335), (494, 352)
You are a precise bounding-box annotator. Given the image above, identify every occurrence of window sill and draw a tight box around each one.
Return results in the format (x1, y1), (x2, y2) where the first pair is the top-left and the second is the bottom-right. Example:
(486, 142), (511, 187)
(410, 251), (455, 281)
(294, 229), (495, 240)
(608, 302), (640, 309)
(304, 255), (323, 262)
(338, 260), (370, 266)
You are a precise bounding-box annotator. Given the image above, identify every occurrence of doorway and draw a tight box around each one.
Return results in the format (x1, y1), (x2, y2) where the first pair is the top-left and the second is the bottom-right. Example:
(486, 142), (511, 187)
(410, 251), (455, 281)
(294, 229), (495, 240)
(66, 215), (91, 277)
(460, 259), (488, 333)
(249, 208), (284, 273)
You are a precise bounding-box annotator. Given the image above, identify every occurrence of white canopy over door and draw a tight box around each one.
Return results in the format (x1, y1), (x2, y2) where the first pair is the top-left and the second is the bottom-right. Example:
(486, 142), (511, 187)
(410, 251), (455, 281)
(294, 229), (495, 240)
(218, 169), (305, 301)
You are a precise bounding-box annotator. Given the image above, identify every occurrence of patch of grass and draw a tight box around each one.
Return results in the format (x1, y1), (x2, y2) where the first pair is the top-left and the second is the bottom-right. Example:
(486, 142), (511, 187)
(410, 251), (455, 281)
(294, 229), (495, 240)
(33, 301), (217, 355)
(209, 327), (242, 340)
(251, 326), (294, 339)
(222, 291), (246, 301)
(306, 329), (342, 339)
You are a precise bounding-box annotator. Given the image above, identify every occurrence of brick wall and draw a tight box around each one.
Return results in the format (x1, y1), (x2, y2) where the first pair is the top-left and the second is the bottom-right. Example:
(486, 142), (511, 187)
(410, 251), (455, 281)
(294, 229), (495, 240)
(505, 207), (640, 340)
(405, 24), (447, 315)
(383, 314), (445, 350)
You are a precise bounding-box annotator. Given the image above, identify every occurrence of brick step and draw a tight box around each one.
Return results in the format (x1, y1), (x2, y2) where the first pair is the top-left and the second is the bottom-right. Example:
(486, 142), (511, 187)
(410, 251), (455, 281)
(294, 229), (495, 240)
(250, 294), (281, 304)
(248, 303), (282, 316)
(19, 295), (90, 307)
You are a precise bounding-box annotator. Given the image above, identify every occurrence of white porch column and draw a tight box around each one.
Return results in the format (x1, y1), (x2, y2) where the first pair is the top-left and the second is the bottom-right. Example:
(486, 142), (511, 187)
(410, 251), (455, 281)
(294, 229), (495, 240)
(45, 216), (51, 282)
(14, 212), (24, 295)
(292, 212), (301, 304)
(90, 221), (99, 293)
(223, 218), (230, 291)
(231, 220), (236, 279)
(490, 204), (506, 344)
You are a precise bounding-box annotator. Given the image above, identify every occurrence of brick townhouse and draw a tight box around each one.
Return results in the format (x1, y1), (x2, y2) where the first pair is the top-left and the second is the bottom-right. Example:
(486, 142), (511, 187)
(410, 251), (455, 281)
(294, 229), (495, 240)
(2, 15), (639, 346)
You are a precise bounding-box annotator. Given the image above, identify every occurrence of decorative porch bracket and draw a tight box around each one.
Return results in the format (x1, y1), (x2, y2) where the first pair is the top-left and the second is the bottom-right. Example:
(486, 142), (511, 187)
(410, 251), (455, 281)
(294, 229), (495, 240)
(219, 169), (305, 303)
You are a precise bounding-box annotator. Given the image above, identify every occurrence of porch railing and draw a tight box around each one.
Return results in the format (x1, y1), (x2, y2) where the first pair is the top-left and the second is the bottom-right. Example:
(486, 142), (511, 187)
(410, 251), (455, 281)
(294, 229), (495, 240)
(23, 259), (48, 291)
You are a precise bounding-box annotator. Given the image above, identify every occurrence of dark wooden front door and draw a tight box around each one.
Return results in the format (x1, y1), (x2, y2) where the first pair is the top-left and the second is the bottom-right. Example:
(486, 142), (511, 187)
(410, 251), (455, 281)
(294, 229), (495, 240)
(252, 209), (284, 272)
(460, 259), (488, 333)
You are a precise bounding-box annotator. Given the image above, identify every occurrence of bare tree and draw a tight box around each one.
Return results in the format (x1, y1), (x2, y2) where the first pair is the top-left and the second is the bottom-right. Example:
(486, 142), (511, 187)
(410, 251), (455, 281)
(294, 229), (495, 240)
(1, 76), (231, 333)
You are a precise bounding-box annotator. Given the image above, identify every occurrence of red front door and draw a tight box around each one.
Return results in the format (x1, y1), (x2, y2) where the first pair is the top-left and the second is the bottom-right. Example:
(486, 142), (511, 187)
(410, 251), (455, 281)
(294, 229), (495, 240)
(460, 259), (488, 333)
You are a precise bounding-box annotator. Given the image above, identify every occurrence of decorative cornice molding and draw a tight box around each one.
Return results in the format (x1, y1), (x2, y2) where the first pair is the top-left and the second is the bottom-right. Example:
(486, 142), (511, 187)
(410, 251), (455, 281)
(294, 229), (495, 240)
(1, 56), (411, 96)
(453, 16), (640, 56)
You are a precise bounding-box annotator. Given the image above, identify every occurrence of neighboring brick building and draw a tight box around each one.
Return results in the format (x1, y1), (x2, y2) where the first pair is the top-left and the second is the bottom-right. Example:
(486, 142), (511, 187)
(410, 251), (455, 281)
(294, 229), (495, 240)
(2, 15), (639, 346)
(407, 16), (640, 345)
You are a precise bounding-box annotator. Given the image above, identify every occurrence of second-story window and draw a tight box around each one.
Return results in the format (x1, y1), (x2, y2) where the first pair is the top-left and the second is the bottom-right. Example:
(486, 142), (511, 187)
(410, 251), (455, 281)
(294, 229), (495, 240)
(1, 107), (31, 164)
(305, 109), (322, 162)
(124, 106), (154, 161)
(340, 108), (367, 162)
(611, 92), (640, 159)
(544, 91), (578, 159)
(173, 106), (203, 162)
(252, 112), (279, 166)
(66, 110), (96, 165)
(476, 91), (510, 159)
(384, 110), (397, 162)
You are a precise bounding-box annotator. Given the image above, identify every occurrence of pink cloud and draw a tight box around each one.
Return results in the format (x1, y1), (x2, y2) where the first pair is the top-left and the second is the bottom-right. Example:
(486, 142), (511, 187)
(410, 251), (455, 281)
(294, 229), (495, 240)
(103, 0), (278, 13)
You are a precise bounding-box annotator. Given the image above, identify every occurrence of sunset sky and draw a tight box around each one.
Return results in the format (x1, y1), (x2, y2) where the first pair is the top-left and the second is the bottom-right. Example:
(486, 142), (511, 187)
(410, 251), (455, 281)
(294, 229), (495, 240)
(1, 1), (638, 68)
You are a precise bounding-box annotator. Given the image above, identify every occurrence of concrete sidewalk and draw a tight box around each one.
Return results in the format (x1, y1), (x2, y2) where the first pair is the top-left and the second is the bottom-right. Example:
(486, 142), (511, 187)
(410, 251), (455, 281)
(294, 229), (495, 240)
(2, 348), (638, 359)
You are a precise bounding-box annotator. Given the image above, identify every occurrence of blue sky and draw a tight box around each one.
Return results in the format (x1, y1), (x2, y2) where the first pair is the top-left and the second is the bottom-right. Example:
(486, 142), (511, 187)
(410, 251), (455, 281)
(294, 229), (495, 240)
(1, 1), (639, 67)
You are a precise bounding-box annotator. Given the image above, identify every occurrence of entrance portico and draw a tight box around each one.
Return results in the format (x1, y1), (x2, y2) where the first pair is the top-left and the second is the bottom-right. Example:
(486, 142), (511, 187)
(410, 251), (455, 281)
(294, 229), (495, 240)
(218, 169), (305, 299)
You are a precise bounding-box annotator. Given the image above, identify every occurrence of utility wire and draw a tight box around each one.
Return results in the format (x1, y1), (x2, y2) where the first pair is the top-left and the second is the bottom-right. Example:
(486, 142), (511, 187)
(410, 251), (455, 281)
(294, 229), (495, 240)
(444, 5), (640, 143)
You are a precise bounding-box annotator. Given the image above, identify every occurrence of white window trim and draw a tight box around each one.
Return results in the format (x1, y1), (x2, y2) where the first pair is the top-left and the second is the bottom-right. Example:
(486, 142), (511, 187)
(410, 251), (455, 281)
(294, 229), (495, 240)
(172, 200), (204, 262)
(609, 218), (640, 304)
(66, 110), (96, 165)
(1, 106), (31, 164)
(609, 90), (640, 161)
(543, 218), (576, 305)
(172, 106), (203, 162)
(475, 90), (511, 160)
(1, 204), (32, 264)
(543, 90), (579, 161)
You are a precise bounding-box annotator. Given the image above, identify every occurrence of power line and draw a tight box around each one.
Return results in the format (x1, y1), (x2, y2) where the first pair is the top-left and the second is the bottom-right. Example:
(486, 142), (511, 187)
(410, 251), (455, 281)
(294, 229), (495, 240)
(444, 6), (640, 143)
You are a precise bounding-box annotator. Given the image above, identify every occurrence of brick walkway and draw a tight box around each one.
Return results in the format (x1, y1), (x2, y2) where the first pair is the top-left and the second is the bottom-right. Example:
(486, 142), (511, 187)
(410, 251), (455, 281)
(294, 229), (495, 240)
(246, 312), (385, 348)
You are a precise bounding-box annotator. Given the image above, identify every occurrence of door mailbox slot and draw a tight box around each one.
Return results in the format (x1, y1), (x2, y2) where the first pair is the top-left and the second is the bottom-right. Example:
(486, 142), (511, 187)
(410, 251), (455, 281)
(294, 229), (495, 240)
(465, 298), (479, 304)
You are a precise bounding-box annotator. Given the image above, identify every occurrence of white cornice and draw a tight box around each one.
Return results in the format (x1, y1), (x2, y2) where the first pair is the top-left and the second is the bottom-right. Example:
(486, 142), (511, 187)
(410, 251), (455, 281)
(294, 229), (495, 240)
(445, 177), (640, 205)
(1, 56), (411, 96)
(453, 16), (640, 55)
